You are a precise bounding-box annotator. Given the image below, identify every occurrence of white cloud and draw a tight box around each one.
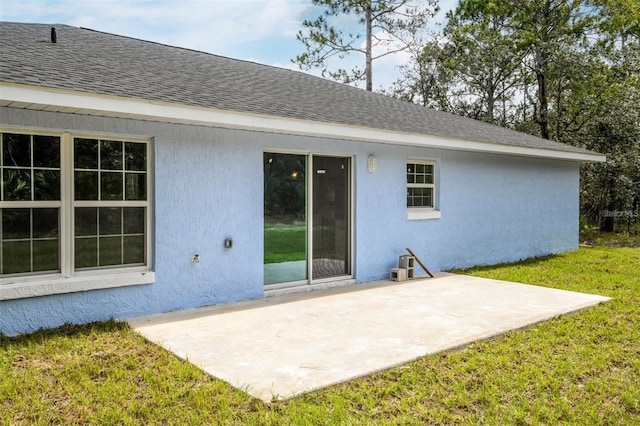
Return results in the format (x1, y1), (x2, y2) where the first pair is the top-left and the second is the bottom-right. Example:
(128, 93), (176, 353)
(0, 0), (461, 90)
(1, 0), (307, 52)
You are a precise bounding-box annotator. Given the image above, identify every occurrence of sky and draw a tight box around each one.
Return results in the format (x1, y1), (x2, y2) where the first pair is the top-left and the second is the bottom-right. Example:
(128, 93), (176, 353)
(0, 0), (458, 90)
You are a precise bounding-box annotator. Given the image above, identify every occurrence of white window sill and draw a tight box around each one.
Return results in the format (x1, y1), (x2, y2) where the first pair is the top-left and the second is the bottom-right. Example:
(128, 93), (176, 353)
(407, 208), (441, 221)
(0, 271), (154, 301)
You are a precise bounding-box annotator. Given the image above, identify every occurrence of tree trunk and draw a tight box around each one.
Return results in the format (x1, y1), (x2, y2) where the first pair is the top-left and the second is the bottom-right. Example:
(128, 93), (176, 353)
(501, 80), (507, 126)
(600, 176), (616, 232)
(601, 214), (615, 232)
(365, 2), (373, 91)
(487, 75), (495, 124)
(536, 68), (550, 139)
(487, 93), (495, 123)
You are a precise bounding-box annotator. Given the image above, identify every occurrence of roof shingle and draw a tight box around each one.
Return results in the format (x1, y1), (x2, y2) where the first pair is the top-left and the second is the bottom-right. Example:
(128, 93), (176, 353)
(0, 22), (595, 155)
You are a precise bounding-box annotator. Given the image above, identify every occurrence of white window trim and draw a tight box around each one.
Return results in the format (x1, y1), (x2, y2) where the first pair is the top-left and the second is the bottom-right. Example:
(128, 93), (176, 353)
(0, 271), (154, 300)
(406, 159), (440, 221)
(0, 127), (154, 299)
(407, 208), (441, 221)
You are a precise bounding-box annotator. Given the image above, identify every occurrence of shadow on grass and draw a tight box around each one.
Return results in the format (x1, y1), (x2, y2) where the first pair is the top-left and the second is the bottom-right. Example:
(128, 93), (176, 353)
(450, 252), (562, 274)
(580, 230), (640, 248)
(0, 319), (128, 345)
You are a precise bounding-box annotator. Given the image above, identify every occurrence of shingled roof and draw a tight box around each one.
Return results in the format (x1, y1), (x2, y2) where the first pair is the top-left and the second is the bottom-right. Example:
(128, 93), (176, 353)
(0, 22), (600, 159)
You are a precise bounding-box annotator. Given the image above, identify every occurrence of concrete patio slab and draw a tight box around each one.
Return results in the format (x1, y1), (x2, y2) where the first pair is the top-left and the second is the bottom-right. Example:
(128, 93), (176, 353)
(129, 273), (610, 402)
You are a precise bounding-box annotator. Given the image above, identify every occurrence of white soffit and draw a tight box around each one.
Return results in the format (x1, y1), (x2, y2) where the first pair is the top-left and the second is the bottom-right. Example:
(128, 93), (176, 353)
(0, 84), (606, 162)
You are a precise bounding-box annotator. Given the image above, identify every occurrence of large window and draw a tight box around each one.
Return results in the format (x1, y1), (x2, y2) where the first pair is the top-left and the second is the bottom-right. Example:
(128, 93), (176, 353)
(407, 160), (435, 208)
(1, 130), (150, 278)
(73, 138), (147, 269)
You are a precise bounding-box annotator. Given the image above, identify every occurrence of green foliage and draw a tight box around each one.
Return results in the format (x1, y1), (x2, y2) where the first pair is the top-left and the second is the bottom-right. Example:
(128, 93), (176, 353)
(575, 41), (640, 230)
(590, 0), (640, 44)
(2, 246), (639, 424)
(454, 0), (590, 138)
(393, 0), (640, 232)
(293, 0), (439, 90)
(2, 168), (30, 201)
(263, 153), (306, 220)
(386, 36), (457, 109)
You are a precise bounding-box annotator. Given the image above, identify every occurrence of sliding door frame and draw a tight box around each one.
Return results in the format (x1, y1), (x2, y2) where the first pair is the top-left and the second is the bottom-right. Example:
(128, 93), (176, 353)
(263, 149), (354, 289)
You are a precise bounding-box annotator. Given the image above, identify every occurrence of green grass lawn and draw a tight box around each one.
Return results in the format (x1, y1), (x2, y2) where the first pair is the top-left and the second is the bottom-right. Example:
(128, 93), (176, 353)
(2, 244), (639, 424)
(264, 226), (306, 264)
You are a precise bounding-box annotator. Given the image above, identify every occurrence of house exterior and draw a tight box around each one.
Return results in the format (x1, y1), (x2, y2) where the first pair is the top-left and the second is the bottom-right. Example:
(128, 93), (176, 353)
(0, 22), (604, 336)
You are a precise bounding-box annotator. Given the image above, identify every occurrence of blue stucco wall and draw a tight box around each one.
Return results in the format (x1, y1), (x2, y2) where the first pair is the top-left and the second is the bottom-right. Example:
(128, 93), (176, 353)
(353, 145), (579, 281)
(0, 108), (579, 335)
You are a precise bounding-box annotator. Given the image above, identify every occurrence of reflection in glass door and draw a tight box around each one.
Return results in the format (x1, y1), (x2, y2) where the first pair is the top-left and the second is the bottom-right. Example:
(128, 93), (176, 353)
(264, 153), (351, 286)
(263, 153), (307, 285)
(312, 156), (350, 279)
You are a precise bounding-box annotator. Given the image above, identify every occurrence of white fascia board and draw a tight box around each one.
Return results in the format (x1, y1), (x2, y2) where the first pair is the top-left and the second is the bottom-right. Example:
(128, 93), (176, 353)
(0, 83), (606, 162)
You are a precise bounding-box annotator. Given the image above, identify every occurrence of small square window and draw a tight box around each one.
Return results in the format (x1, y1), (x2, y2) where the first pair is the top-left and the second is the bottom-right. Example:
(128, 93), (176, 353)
(406, 160), (436, 210)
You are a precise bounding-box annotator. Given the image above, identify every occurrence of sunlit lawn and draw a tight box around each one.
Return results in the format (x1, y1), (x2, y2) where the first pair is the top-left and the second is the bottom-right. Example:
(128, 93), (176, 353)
(264, 226), (306, 264)
(2, 240), (639, 424)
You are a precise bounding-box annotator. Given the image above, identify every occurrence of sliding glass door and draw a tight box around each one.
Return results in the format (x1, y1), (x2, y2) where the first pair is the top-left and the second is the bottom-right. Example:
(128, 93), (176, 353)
(263, 153), (307, 285)
(312, 156), (350, 279)
(264, 153), (351, 286)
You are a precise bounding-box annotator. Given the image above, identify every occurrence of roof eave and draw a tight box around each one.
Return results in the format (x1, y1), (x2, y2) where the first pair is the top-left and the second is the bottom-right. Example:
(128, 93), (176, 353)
(0, 83), (606, 163)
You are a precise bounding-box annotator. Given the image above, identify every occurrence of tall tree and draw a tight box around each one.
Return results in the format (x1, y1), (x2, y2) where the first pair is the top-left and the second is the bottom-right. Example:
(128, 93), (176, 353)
(578, 73), (640, 231)
(393, 0), (639, 231)
(455, 0), (590, 139)
(441, 6), (525, 125)
(387, 37), (457, 110)
(293, 0), (438, 90)
(590, 0), (640, 50)
(573, 3), (640, 231)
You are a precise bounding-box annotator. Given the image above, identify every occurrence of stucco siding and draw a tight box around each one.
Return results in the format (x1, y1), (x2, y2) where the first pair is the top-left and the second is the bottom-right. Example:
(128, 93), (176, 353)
(353, 143), (579, 280)
(1, 107), (579, 335)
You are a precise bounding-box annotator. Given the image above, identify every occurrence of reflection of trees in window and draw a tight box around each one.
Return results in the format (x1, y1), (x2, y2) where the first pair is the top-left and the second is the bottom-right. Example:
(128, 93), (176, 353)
(1, 132), (61, 275)
(0, 132), (149, 277)
(74, 138), (147, 202)
(73, 138), (148, 269)
(264, 153), (306, 222)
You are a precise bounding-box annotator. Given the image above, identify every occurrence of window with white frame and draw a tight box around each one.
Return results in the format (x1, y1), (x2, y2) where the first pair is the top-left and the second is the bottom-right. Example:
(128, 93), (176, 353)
(1, 130), (151, 278)
(1, 133), (61, 274)
(407, 160), (436, 209)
